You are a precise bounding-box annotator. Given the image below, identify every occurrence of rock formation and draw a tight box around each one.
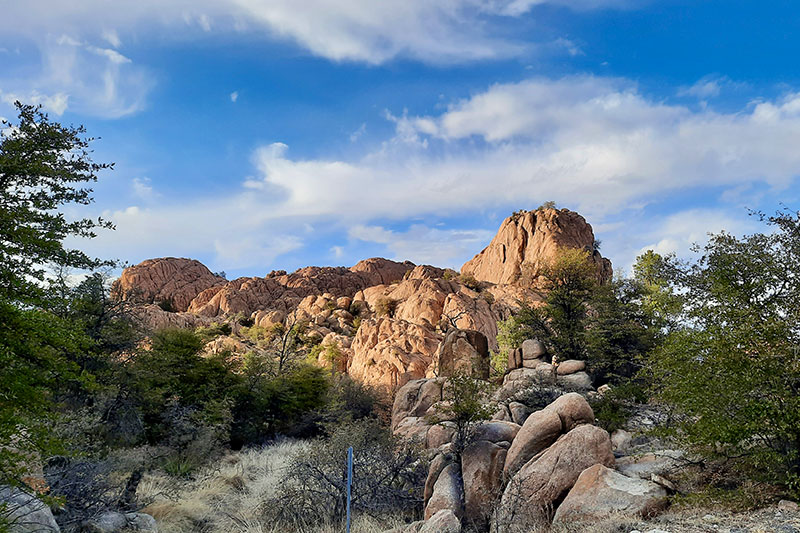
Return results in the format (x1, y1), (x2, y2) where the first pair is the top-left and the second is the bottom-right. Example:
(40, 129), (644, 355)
(552, 464), (668, 523)
(112, 257), (226, 312)
(113, 207), (612, 397)
(461, 208), (611, 285)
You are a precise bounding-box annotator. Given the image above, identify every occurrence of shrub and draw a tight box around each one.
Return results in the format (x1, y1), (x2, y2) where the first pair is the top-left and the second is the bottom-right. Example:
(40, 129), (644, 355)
(195, 322), (232, 341)
(430, 373), (494, 457)
(231, 364), (329, 444)
(458, 273), (482, 291)
(374, 297), (398, 317)
(270, 419), (426, 527)
(349, 300), (364, 317)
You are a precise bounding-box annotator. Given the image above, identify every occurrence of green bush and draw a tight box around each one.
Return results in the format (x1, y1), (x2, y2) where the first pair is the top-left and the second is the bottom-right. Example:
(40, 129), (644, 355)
(458, 273), (482, 291)
(196, 322), (232, 341)
(645, 209), (800, 496)
(374, 297), (398, 317)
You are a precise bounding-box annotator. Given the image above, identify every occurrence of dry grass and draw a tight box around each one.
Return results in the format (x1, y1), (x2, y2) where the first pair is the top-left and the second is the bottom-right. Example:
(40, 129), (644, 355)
(137, 440), (404, 533)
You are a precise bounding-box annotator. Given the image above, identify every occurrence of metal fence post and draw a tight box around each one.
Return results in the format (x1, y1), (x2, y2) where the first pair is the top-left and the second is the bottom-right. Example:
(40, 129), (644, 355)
(346, 446), (353, 533)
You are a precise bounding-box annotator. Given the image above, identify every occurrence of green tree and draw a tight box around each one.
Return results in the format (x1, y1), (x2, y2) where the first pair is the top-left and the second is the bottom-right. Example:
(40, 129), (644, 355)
(632, 250), (682, 329)
(430, 373), (494, 457)
(646, 209), (800, 495)
(584, 277), (658, 385)
(1, 103), (112, 305)
(0, 103), (112, 489)
(500, 248), (597, 361)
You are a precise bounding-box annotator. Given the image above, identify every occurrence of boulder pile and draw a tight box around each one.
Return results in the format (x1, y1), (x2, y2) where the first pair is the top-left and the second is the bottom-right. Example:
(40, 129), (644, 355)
(388, 388), (671, 532)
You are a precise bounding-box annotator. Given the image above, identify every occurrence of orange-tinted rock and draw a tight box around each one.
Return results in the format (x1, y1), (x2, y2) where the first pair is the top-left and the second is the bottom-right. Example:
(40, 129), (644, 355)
(503, 408), (562, 479)
(185, 258), (414, 318)
(427, 329), (490, 379)
(113, 257), (225, 312)
(349, 317), (441, 394)
(392, 378), (444, 430)
(498, 424), (615, 528)
(461, 208), (611, 286)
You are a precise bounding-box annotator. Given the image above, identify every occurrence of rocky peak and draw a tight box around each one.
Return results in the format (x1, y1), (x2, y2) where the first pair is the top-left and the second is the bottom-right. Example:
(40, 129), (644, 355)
(460, 207), (612, 286)
(111, 257), (226, 312)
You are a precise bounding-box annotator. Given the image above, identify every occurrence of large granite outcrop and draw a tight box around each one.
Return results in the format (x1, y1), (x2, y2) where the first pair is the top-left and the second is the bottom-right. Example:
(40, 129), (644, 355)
(461, 208), (611, 286)
(112, 257), (225, 312)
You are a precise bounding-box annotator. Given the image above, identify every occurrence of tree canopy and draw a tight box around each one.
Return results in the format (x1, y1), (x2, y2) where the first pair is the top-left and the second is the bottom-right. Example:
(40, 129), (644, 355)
(0, 102), (112, 305)
(644, 210), (800, 496)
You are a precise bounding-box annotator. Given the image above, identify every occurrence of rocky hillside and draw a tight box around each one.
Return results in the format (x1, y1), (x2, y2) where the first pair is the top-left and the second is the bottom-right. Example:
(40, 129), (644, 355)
(114, 207), (610, 394)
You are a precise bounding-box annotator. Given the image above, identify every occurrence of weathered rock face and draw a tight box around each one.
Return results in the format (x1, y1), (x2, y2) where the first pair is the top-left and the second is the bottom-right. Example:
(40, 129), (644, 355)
(462, 440), (507, 529)
(392, 379), (444, 431)
(425, 463), (464, 520)
(472, 421), (521, 444)
(545, 392), (595, 432)
(552, 464), (668, 523)
(503, 408), (563, 479)
(132, 304), (215, 331)
(424, 454), (452, 507)
(461, 208), (611, 286)
(113, 257), (226, 312)
(350, 318), (441, 394)
(499, 424), (614, 526)
(427, 329), (490, 379)
(355, 270), (503, 352)
(189, 258), (414, 317)
(419, 509), (461, 533)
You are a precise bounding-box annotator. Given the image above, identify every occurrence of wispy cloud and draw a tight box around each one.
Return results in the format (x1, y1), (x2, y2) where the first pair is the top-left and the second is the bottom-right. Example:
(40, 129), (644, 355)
(0, 34), (153, 118)
(0, 0), (628, 65)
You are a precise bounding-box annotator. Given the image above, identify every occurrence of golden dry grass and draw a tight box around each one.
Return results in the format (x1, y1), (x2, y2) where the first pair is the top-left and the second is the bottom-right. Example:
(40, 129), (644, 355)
(137, 440), (404, 533)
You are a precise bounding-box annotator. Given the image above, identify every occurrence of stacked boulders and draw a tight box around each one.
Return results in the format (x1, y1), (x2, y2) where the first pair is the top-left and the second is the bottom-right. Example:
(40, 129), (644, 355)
(427, 329), (491, 380)
(499, 338), (593, 400)
(389, 387), (670, 533)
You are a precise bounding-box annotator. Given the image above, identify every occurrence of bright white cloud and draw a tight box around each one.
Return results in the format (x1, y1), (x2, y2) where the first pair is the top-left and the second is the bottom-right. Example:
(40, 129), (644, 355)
(85, 75), (800, 271)
(638, 208), (757, 256)
(0, 89), (69, 115)
(0, 0), (626, 65)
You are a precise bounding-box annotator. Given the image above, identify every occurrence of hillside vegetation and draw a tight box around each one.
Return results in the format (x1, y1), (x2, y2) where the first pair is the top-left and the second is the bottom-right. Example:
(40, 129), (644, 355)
(2, 104), (800, 533)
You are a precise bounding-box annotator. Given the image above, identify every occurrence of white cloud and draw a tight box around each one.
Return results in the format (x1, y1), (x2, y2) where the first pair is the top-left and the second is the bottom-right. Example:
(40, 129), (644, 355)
(0, 89), (69, 115)
(230, 91), (239, 103)
(634, 207), (759, 261)
(101, 28), (122, 48)
(84, 75), (800, 271)
(349, 224), (495, 266)
(1, 34), (153, 118)
(131, 177), (158, 202)
(0, 0), (627, 65)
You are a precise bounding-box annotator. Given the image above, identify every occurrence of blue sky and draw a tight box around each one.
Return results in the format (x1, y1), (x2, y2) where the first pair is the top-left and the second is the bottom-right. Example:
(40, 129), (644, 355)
(3, 0), (800, 278)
